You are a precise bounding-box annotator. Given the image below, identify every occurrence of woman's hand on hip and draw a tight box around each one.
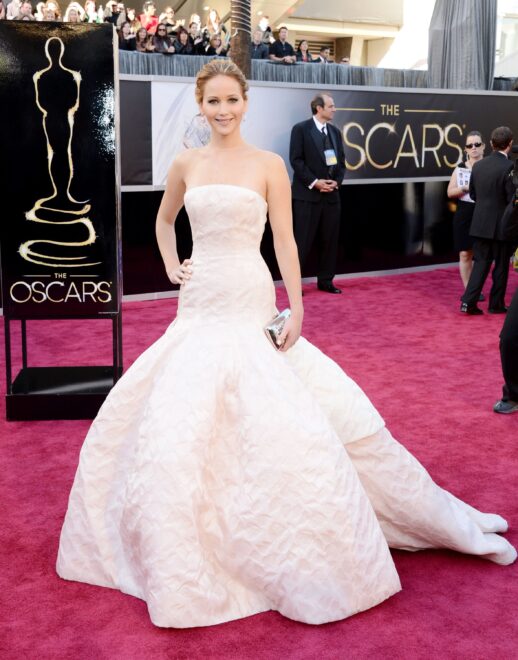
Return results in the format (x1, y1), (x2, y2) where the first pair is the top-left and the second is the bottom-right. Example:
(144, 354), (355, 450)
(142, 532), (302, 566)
(167, 259), (193, 285)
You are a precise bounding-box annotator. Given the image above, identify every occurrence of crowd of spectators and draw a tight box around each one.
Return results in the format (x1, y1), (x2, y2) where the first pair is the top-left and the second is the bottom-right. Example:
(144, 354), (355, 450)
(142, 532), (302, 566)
(0, 3), (350, 65)
(0, 0), (231, 56)
(252, 23), (350, 65)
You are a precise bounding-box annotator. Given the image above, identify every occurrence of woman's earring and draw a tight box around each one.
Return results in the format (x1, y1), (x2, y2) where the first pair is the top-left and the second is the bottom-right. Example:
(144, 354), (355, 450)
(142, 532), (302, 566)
(242, 113), (247, 122)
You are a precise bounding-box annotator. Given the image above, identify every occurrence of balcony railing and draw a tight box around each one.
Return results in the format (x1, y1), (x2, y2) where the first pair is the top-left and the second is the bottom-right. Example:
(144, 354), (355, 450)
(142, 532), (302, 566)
(119, 51), (515, 90)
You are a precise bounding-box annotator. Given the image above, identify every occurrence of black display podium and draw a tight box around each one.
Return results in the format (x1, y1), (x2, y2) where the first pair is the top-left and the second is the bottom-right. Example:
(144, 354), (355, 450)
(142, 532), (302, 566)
(4, 315), (122, 421)
(0, 22), (122, 420)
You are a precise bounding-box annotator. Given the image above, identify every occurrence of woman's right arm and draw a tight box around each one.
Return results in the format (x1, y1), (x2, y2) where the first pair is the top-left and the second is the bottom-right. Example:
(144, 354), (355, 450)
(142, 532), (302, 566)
(155, 153), (192, 284)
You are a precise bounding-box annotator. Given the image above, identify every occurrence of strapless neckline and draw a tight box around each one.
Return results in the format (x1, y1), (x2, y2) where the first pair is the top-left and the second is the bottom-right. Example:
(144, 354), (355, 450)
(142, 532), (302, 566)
(185, 183), (268, 208)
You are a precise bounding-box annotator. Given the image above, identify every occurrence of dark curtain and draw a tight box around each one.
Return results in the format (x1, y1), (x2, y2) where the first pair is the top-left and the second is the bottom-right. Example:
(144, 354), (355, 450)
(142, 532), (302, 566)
(428, 0), (497, 89)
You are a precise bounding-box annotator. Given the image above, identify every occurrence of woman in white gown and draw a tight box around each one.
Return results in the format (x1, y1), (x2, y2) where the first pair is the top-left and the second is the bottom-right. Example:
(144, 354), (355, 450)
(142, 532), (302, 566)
(57, 60), (516, 629)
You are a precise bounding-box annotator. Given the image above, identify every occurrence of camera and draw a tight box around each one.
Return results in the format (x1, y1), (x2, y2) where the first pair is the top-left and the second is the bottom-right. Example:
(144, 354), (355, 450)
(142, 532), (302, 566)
(201, 28), (210, 46)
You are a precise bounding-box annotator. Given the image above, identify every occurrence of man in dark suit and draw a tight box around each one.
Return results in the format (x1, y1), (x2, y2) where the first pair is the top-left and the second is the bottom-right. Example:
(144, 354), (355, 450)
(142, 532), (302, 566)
(461, 126), (516, 314)
(315, 46), (332, 63)
(289, 93), (346, 294)
(494, 285), (518, 413)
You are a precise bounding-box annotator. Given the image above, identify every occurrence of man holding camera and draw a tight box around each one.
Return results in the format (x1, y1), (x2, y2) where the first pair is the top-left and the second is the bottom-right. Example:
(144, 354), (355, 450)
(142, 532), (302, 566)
(460, 126), (516, 315)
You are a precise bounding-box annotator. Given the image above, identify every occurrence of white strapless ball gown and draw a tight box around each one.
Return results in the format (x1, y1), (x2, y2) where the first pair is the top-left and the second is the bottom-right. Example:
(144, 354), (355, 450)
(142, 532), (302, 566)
(57, 184), (516, 628)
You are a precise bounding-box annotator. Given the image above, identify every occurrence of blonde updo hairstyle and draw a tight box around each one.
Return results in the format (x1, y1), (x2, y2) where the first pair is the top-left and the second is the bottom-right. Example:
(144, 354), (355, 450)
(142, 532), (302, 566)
(195, 59), (249, 104)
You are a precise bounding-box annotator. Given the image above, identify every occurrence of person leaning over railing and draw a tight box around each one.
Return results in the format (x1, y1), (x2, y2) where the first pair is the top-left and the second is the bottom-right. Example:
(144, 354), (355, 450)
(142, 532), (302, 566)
(188, 21), (206, 54)
(269, 25), (296, 64)
(118, 20), (136, 50)
(314, 46), (332, 64)
(295, 40), (315, 63)
(204, 33), (227, 57)
(250, 29), (269, 59)
(173, 26), (194, 55)
(153, 22), (175, 54)
(135, 25), (153, 52)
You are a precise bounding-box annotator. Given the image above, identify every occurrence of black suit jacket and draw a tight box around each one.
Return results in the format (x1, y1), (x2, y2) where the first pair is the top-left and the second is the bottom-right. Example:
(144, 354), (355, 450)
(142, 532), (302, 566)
(469, 151), (515, 240)
(289, 118), (346, 203)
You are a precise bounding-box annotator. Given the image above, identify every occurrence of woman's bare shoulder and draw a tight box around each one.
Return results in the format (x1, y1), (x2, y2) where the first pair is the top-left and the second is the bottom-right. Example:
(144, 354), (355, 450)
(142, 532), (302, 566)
(250, 148), (287, 179)
(253, 148), (285, 165)
(172, 148), (205, 167)
(167, 148), (207, 178)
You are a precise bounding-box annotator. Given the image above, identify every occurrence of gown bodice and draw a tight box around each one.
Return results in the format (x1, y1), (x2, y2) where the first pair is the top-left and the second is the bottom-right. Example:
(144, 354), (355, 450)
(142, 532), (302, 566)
(180, 184), (276, 323)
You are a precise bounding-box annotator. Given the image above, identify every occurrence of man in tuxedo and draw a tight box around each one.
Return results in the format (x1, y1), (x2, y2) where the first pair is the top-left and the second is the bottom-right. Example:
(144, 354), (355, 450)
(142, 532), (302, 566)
(289, 93), (346, 294)
(494, 285), (518, 413)
(315, 46), (332, 63)
(460, 126), (516, 314)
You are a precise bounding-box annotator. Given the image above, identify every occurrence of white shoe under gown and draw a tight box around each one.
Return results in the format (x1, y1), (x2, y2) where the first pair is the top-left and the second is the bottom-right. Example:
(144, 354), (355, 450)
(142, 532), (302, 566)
(56, 184), (516, 628)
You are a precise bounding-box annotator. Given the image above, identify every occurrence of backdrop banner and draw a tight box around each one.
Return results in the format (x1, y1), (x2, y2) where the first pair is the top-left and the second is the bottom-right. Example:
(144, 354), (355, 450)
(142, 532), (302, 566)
(0, 22), (121, 319)
(136, 79), (518, 187)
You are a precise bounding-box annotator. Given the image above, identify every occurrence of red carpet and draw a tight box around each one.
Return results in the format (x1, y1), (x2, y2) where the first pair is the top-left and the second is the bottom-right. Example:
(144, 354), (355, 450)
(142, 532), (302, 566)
(1, 267), (517, 659)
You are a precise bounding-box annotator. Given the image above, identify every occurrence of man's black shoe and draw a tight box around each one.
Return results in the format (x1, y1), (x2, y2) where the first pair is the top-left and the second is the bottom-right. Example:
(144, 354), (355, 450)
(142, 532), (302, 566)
(317, 283), (342, 294)
(493, 399), (518, 414)
(488, 306), (508, 314)
(460, 303), (483, 315)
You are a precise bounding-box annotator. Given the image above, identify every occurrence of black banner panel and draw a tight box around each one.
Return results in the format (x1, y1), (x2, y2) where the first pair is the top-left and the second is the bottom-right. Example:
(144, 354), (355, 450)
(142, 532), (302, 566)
(0, 22), (121, 319)
(120, 80), (152, 185)
(334, 89), (518, 182)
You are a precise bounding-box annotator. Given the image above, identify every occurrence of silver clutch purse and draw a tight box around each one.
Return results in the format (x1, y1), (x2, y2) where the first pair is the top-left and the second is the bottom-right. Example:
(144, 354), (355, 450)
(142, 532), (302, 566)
(264, 309), (291, 349)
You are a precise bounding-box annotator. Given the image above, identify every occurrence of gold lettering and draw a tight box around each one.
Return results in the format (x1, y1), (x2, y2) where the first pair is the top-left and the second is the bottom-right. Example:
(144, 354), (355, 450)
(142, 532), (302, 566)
(394, 124), (420, 168)
(343, 123), (366, 171)
(64, 281), (82, 302)
(96, 281), (112, 303)
(443, 124), (464, 168)
(365, 123), (394, 170)
(421, 124), (444, 167)
(82, 281), (98, 302)
(46, 281), (65, 303)
(32, 280), (46, 303)
(10, 281), (32, 304)
(380, 104), (399, 116)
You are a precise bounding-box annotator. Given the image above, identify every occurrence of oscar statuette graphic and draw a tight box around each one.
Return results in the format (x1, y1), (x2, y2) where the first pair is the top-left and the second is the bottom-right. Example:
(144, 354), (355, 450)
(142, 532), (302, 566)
(0, 22), (122, 420)
(20, 37), (100, 268)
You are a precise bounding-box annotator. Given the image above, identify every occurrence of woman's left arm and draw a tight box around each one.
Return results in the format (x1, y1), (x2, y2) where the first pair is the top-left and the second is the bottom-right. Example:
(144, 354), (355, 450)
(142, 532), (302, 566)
(266, 153), (303, 351)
